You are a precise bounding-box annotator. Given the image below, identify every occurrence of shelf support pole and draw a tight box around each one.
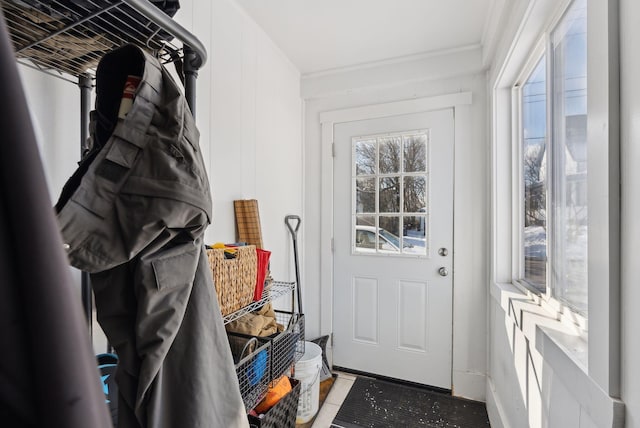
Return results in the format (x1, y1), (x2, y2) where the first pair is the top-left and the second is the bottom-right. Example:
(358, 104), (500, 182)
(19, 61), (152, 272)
(183, 46), (198, 118)
(78, 73), (93, 337)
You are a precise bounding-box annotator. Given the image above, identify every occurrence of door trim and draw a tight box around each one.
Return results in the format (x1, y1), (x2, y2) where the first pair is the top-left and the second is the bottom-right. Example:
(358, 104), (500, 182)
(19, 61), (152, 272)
(319, 92), (472, 337)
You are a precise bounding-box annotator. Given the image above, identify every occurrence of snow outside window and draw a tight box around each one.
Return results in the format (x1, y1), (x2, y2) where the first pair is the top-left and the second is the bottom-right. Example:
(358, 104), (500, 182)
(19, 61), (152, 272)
(518, 0), (588, 315)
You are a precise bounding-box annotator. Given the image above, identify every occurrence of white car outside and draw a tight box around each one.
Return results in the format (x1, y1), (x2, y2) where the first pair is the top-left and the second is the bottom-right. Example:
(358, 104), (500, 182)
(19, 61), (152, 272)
(355, 225), (413, 253)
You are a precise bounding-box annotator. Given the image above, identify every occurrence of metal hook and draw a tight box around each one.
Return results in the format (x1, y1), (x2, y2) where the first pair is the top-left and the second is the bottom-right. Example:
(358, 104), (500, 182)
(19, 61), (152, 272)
(145, 27), (162, 52)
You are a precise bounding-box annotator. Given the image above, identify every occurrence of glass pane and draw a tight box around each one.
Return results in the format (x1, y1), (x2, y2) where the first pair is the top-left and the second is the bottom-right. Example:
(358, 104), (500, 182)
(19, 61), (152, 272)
(379, 177), (400, 213)
(356, 216), (376, 227)
(355, 139), (376, 175)
(522, 57), (547, 293)
(403, 215), (427, 255)
(379, 216), (401, 254)
(356, 178), (375, 213)
(403, 134), (427, 172)
(379, 136), (401, 174)
(352, 130), (431, 257)
(355, 216), (376, 252)
(403, 176), (426, 213)
(551, 0), (587, 314)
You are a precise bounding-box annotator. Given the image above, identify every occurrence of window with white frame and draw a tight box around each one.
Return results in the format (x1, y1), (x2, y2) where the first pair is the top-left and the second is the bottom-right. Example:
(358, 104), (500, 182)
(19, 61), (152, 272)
(518, 0), (588, 315)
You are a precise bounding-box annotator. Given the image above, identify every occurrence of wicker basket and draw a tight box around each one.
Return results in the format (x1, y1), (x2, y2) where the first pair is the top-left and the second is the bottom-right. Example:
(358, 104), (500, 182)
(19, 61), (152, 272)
(207, 245), (257, 316)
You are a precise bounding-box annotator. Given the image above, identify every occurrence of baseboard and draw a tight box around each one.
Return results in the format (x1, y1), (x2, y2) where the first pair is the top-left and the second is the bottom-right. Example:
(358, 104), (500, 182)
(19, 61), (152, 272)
(485, 377), (508, 428)
(452, 370), (486, 401)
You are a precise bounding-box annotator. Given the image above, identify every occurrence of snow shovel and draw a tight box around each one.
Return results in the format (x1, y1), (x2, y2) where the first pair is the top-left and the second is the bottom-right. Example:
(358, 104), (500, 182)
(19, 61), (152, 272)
(285, 215), (303, 314)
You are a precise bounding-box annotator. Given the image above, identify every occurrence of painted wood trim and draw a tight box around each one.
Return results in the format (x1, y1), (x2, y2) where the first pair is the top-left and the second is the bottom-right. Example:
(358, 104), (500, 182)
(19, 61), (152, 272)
(320, 121), (334, 336)
(319, 92), (472, 124)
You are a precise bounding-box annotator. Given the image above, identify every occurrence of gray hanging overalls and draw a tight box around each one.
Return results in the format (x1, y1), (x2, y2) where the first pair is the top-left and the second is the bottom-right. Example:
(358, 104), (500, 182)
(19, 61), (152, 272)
(56, 45), (248, 428)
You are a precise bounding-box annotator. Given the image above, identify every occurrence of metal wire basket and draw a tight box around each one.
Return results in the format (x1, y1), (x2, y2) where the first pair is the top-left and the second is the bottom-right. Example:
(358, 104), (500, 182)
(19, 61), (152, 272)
(228, 335), (271, 411)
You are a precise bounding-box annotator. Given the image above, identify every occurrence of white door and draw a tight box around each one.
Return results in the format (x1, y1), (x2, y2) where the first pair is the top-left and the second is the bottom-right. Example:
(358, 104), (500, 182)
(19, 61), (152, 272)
(332, 109), (454, 388)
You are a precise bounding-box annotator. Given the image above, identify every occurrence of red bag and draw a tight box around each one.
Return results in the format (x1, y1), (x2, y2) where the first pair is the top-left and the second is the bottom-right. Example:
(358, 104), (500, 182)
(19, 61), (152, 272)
(254, 249), (271, 301)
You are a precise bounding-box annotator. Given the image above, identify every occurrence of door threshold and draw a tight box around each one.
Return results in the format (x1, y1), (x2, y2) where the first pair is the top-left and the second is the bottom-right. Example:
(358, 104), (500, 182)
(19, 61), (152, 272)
(332, 366), (452, 395)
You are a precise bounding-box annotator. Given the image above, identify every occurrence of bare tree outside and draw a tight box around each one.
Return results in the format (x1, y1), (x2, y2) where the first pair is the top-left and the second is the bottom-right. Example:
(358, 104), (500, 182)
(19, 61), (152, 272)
(356, 178), (375, 214)
(379, 177), (400, 212)
(522, 57), (547, 292)
(355, 139), (376, 175)
(523, 142), (546, 227)
(379, 137), (401, 174)
(403, 135), (427, 173)
(353, 132), (428, 255)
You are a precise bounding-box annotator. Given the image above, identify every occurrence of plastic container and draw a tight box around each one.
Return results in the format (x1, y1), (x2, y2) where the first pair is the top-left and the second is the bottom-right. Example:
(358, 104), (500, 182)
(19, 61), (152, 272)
(97, 353), (118, 426)
(294, 341), (323, 424)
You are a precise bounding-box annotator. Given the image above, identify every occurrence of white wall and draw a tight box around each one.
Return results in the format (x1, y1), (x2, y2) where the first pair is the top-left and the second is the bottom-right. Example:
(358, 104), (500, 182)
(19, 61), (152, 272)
(302, 49), (489, 401)
(18, 0), (302, 350)
(620, 0), (640, 426)
(18, 65), (85, 335)
(174, 0), (303, 283)
(18, 68), (81, 204)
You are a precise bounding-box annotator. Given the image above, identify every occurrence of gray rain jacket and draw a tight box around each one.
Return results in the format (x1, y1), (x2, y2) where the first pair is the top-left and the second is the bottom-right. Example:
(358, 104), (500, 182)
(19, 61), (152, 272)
(56, 45), (248, 428)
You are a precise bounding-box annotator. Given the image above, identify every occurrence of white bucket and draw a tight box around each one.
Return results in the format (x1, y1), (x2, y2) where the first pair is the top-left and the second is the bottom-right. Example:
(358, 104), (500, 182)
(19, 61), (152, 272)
(294, 341), (323, 424)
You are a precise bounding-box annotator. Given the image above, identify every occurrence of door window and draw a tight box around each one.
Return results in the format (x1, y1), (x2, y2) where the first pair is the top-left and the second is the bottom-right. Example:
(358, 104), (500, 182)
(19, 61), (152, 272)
(353, 131), (429, 256)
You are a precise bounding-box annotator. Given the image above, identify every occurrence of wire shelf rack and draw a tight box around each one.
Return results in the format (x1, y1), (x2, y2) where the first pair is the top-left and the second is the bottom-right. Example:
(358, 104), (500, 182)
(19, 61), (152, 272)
(222, 281), (296, 325)
(0, 0), (205, 83)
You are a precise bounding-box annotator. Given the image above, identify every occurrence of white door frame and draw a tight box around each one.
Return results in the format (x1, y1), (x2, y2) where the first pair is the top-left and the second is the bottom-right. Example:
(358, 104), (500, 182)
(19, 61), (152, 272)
(319, 92), (473, 338)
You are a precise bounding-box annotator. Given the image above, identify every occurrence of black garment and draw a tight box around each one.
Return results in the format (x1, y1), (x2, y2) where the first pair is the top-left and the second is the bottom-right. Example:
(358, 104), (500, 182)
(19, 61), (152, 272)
(0, 10), (112, 428)
(56, 45), (247, 428)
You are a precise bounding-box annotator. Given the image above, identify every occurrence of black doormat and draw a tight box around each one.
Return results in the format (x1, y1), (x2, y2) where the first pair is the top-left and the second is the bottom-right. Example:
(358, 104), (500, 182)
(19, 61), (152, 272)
(332, 377), (490, 428)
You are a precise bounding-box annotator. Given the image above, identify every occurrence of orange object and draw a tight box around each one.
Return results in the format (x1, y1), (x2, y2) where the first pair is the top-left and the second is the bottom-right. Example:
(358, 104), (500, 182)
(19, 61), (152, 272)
(254, 376), (292, 414)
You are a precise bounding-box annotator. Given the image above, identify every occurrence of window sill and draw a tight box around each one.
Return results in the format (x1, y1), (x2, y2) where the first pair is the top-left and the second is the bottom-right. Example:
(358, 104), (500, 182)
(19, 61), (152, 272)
(511, 279), (589, 334)
(490, 281), (624, 427)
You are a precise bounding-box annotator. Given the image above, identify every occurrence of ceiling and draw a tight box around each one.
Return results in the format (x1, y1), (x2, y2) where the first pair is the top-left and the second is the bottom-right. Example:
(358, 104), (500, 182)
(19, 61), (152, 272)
(235, 0), (495, 76)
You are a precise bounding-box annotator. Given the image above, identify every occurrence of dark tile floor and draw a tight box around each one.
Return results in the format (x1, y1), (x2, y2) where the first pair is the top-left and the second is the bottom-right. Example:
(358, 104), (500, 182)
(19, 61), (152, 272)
(306, 372), (490, 428)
